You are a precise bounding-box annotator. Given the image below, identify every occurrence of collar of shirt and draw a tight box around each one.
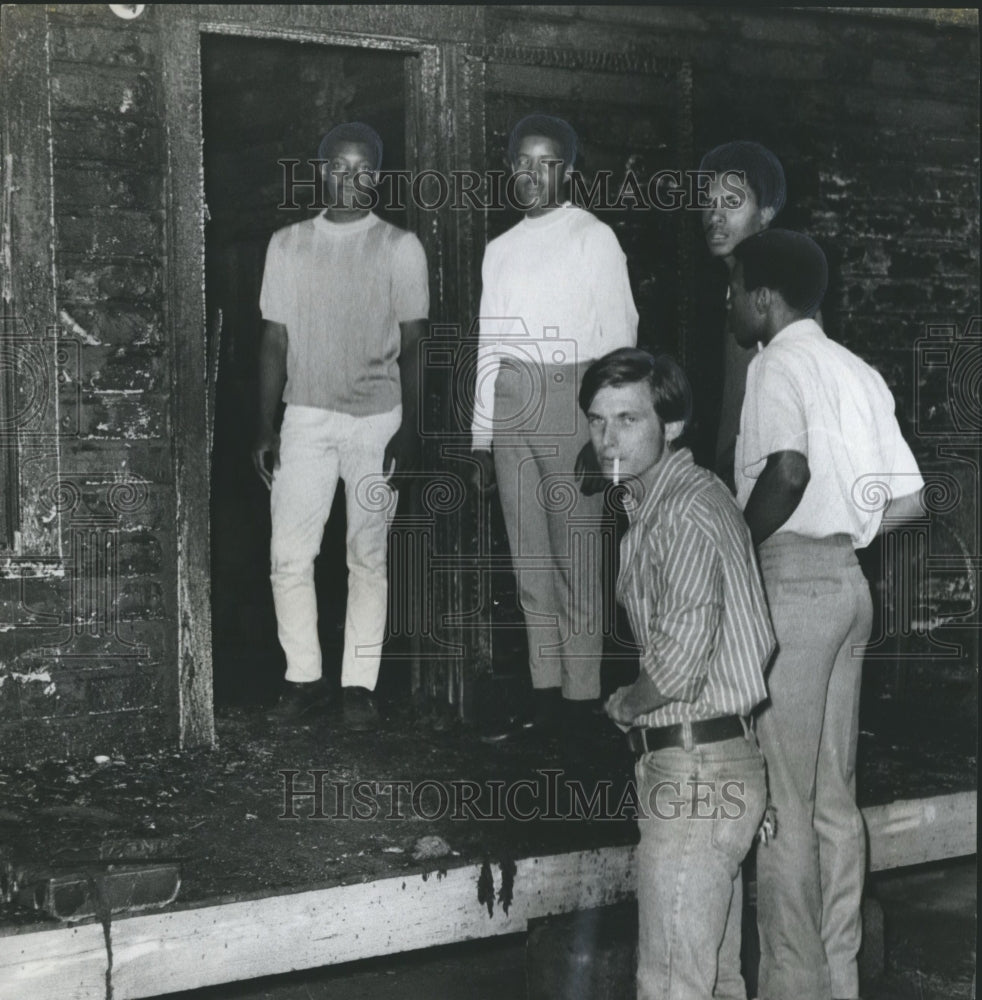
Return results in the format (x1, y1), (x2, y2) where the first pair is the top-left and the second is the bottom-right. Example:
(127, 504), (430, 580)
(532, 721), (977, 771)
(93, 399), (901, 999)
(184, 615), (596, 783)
(519, 201), (575, 231)
(313, 211), (379, 237)
(625, 448), (695, 526)
(768, 316), (824, 348)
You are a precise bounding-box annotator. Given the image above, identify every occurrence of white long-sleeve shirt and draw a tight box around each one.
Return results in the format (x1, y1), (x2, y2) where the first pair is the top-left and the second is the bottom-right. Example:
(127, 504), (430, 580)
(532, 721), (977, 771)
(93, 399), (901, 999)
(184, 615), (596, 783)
(470, 204), (639, 450)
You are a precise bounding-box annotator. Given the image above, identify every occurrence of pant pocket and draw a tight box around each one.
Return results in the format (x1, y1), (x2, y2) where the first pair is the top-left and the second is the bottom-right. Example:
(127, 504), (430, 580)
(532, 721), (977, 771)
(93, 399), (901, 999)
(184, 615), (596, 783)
(710, 765), (766, 863)
(772, 576), (841, 599)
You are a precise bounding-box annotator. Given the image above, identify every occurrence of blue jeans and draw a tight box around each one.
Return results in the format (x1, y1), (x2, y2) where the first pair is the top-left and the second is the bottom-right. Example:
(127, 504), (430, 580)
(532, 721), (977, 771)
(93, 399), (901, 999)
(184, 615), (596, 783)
(636, 730), (767, 1000)
(755, 533), (873, 1000)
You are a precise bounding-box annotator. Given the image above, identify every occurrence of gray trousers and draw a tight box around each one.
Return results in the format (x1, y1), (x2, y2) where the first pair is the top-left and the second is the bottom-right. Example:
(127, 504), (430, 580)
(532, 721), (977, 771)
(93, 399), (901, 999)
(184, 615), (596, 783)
(492, 359), (605, 700)
(755, 533), (873, 1000)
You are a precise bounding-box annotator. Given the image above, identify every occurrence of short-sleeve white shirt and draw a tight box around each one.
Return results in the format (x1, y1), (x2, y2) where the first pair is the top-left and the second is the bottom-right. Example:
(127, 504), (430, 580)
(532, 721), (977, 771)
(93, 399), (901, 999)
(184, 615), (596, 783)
(735, 319), (923, 548)
(260, 212), (428, 416)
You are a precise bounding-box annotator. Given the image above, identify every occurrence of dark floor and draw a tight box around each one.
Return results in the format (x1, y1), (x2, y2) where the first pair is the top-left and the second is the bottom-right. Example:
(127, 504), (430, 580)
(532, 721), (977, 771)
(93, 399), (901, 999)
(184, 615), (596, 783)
(153, 857), (976, 1000)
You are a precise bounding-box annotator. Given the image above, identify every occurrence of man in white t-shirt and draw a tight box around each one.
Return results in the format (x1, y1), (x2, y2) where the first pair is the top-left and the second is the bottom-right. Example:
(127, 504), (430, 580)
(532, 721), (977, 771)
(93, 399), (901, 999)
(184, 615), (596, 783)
(729, 230), (923, 1000)
(254, 122), (429, 731)
(471, 114), (638, 744)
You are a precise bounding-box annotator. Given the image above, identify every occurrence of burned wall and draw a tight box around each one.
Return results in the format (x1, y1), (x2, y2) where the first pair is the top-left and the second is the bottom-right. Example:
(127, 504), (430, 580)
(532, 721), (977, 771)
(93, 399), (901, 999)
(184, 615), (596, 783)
(0, 5), (175, 761)
(0, 5), (977, 763)
(483, 6), (980, 714)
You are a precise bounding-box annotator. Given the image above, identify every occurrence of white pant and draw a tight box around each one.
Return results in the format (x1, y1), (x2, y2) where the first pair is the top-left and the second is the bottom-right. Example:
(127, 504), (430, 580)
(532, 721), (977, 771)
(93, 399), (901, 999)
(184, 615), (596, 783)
(270, 404), (401, 690)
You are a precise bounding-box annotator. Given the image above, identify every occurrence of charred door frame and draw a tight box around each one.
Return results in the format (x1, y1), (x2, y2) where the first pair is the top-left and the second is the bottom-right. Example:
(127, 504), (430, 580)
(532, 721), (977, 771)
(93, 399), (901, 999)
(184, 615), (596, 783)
(160, 8), (463, 746)
(162, 10), (696, 743)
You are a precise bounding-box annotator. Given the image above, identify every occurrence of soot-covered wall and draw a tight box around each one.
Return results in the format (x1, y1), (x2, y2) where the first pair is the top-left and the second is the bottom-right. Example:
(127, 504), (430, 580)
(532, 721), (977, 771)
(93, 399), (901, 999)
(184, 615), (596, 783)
(0, 5), (977, 763)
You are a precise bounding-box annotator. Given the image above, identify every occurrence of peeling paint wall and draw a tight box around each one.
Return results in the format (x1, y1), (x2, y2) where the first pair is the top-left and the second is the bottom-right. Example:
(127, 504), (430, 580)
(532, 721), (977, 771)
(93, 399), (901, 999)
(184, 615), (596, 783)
(1, 5), (175, 761)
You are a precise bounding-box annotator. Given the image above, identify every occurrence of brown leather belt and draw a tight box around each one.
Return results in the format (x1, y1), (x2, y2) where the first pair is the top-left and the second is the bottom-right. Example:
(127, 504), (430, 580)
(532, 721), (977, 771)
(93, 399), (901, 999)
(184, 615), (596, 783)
(626, 715), (748, 757)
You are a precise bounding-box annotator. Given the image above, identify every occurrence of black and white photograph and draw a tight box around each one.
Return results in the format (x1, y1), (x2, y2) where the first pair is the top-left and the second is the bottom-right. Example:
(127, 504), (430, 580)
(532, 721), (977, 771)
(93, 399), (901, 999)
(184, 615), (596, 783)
(0, 5), (977, 999)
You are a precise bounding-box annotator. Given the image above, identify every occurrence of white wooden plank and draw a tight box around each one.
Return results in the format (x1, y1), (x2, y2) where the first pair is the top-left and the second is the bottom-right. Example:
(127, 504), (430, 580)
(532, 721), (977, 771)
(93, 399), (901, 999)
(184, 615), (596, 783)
(865, 791), (977, 871)
(110, 847), (638, 999)
(0, 794), (974, 1000)
(0, 923), (107, 1000)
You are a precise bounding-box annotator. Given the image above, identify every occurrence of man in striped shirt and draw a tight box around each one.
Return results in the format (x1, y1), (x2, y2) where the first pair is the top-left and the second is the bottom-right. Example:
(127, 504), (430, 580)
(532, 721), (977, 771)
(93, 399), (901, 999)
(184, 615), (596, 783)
(580, 348), (774, 1000)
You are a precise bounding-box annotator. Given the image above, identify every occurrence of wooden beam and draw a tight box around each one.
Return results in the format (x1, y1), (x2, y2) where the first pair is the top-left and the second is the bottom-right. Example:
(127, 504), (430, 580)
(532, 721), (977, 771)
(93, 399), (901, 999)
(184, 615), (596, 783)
(159, 10), (215, 750)
(0, 847), (636, 1000)
(0, 793), (974, 1000)
(864, 791), (977, 872)
(0, 923), (108, 1000)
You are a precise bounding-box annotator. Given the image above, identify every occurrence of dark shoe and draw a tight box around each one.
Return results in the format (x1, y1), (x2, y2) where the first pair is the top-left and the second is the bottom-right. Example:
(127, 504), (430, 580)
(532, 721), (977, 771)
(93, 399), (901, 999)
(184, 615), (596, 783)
(343, 686), (381, 732)
(478, 713), (525, 744)
(266, 680), (330, 723)
(523, 687), (563, 734)
(479, 688), (562, 744)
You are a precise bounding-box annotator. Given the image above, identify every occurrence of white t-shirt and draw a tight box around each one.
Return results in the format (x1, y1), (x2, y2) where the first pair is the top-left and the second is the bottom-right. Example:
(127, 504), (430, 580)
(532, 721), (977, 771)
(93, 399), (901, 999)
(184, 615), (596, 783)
(260, 212), (428, 416)
(736, 319), (924, 548)
(470, 204), (639, 449)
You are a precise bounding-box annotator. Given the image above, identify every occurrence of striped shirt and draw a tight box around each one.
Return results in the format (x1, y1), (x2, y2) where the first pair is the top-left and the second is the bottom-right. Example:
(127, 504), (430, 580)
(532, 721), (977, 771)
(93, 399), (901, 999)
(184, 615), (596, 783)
(617, 448), (773, 728)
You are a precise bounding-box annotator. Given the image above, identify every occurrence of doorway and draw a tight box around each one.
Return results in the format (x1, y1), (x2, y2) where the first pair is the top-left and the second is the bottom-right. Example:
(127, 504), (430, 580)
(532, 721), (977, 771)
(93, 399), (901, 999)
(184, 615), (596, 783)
(201, 33), (412, 708)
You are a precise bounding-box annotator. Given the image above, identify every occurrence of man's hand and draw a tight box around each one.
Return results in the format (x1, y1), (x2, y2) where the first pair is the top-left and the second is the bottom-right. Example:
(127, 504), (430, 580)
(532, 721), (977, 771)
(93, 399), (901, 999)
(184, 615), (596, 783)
(605, 685), (637, 731)
(253, 429), (280, 490)
(255, 320), (287, 490)
(605, 672), (669, 730)
(471, 449), (497, 494)
(383, 422), (420, 479)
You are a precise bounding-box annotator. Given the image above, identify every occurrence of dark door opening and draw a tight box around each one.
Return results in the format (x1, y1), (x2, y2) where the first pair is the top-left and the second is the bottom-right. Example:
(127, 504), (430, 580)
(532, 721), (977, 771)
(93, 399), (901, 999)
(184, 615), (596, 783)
(201, 33), (411, 708)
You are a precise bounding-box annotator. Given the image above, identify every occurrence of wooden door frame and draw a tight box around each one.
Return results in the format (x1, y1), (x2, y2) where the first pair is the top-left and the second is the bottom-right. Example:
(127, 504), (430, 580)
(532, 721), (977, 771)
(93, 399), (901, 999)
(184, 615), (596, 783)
(160, 7), (459, 746)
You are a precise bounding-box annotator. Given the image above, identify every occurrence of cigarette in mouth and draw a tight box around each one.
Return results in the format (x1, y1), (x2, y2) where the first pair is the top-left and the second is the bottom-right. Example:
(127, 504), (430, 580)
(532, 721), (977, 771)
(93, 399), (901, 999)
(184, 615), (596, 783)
(613, 457), (619, 485)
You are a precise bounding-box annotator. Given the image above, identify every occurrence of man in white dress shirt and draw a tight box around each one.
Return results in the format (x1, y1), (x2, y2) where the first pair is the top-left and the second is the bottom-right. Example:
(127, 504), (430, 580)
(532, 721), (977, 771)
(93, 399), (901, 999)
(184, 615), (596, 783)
(471, 114), (639, 740)
(729, 230), (924, 1000)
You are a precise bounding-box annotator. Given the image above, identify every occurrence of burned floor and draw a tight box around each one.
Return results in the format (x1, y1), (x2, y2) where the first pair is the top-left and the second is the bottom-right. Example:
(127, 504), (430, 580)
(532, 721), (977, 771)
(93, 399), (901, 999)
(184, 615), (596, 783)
(0, 673), (976, 996)
(0, 4), (979, 999)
